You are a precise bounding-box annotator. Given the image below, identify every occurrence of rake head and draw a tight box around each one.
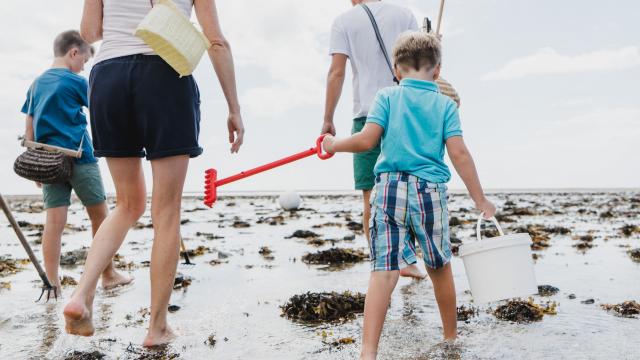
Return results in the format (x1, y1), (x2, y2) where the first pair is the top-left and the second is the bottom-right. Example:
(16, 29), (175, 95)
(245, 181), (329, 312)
(204, 168), (218, 208)
(36, 284), (58, 302)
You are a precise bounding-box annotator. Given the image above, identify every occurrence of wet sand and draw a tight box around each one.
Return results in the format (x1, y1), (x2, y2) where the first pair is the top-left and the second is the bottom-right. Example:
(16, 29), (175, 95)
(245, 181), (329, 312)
(0, 191), (638, 359)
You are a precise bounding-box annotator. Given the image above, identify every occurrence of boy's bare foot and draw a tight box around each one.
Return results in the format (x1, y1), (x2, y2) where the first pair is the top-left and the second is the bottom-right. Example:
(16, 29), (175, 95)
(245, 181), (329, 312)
(399, 264), (427, 280)
(101, 270), (133, 290)
(63, 299), (94, 336)
(359, 351), (377, 360)
(142, 325), (176, 347)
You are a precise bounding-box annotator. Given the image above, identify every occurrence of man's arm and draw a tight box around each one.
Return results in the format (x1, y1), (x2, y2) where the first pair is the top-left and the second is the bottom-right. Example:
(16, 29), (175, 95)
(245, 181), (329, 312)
(446, 136), (495, 217)
(81, 0), (103, 43)
(322, 54), (348, 135)
(25, 115), (34, 141)
(322, 123), (383, 154)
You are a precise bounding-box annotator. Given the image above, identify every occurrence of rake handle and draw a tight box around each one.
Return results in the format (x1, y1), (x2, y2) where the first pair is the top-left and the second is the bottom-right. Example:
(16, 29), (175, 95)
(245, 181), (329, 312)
(0, 194), (54, 289)
(436, 0), (446, 35)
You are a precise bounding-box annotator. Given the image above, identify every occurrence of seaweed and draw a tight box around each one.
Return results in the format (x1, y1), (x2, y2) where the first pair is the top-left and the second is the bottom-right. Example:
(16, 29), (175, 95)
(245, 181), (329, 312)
(182, 246), (211, 257)
(281, 291), (366, 323)
(601, 301), (640, 318)
(493, 298), (557, 322)
(621, 225), (640, 236)
(232, 220), (251, 228)
(301, 248), (368, 266)
(173, 274), (192, 290)
(0, 257), (26, 277)
(537, 285), (559, 297)
(64, 350), (106, 360)
(124, 343), (180, 359)
(205, 334), (217, 348)
(60, 248), (89, 266)
(287, 230), (320, 239)
(457, 305), (479, 322)
(61, 275), (78, 287)
(259, 246), (275, 261)
(628, 248), (640, 262)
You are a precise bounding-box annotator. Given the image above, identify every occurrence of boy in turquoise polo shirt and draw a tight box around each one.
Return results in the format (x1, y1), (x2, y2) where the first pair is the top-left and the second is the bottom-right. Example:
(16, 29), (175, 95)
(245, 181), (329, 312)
(322, 31), (496, 359)
(21, 30), (131, 293)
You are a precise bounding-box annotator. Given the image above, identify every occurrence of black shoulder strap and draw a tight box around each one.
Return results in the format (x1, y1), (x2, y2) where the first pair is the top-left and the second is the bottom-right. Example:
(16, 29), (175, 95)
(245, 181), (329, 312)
(361, 4), (398, 84)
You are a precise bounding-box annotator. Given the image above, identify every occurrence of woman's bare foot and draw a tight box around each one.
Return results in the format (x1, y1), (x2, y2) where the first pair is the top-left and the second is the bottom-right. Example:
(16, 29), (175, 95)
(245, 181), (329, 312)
(400, 264), (427, 280)
(63, 299), (95, 336)
(142, 325), (176, 347)
(101, 270), (133, 290)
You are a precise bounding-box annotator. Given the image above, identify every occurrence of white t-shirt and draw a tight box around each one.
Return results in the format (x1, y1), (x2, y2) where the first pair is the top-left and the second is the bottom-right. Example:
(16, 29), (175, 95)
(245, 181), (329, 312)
(93, 0), (194, 65)
(330, 2), (418, 118)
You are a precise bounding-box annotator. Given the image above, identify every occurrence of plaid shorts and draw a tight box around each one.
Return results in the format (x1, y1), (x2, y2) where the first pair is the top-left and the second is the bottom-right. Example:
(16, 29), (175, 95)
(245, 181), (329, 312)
(369, 172), (451, 271)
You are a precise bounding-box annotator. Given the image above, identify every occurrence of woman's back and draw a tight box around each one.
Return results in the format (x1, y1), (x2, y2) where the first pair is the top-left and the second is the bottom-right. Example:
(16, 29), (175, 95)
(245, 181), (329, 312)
(94, 0), (193, 65)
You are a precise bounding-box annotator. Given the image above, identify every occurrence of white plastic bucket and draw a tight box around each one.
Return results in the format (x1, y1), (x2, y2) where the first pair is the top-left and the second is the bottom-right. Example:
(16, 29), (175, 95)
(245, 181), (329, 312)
(458, 215), (538, 303)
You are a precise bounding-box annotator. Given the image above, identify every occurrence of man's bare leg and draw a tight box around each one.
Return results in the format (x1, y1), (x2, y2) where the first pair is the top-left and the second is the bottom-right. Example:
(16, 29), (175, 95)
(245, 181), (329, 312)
(142, 155), (189, 347)
(42, 206), (68, 291)
(64, 158), (146, 336)
(84, 202), (132, 289)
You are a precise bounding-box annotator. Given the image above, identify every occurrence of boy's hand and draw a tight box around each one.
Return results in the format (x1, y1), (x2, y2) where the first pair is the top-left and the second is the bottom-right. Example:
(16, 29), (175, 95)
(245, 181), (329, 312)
(475, 197), (496, 219)
(322, 135), (336, 154)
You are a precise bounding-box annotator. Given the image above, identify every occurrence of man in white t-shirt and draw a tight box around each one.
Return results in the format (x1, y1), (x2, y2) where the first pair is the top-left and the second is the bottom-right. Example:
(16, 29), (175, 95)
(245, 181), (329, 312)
(321, 0), (425, 279)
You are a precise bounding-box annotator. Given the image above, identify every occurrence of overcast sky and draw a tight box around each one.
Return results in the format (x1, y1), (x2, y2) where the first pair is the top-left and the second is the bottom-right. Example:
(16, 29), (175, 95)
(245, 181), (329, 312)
(1, 0), (638, 196)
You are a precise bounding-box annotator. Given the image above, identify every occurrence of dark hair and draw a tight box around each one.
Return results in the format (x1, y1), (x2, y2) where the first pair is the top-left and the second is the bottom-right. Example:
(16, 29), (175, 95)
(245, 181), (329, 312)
(53, 30), (94, 57)
(392, 32), (442, 71)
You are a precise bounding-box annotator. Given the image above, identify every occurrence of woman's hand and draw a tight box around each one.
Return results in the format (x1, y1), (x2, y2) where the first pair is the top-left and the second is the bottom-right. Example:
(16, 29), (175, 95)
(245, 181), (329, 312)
(227, 112), (244, 153)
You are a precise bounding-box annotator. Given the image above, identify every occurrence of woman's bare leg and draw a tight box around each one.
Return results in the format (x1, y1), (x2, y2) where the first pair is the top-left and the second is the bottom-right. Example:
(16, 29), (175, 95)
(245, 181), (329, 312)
(42, 206), (68, 291)
(142, 155), (189, 347)
(84, 202), (132, 289)
(64, 158), (146, 336)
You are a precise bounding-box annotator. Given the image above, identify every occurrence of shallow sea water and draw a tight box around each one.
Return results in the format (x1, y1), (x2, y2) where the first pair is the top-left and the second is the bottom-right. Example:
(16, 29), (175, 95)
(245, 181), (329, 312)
(0, 191), (638, 359)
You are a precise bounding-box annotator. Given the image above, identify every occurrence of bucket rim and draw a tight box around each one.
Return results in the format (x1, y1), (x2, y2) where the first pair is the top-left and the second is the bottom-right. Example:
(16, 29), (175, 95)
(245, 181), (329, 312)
(458, 233), (532, 258)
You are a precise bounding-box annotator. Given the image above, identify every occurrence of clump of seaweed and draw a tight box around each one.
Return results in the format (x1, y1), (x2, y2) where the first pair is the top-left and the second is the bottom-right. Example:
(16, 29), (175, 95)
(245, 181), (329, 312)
(125, 343), (180, 359)
(601, 301), (640, 318)
(537, 285), (560, 297)
(60, 248), (88, 266)
(0, 257), (26, 277)
(301, 248), (368, 266)
(205, 333), (217, 348)
(281, 291), (366, 323)
(457, 305), (479, 322)
(173, 273), (192, 290)
(61, 275), (78, 287)
(64, 350), (106, 360)
(628, 248), (640, 262)
(183, 245), (211, 257)
(493, 298), (557, 322)
(287, 230), (320, 239)
(259, 246), (275, 260)
(621, 225), (640, 236)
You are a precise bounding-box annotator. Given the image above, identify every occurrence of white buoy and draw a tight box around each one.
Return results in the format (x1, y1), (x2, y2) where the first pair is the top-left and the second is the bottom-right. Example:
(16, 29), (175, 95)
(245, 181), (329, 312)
(278, 191), (301, 211)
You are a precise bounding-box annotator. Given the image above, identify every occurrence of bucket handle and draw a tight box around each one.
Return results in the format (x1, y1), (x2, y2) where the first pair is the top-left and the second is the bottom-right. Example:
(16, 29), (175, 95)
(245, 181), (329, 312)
(476, 214), (504, 241)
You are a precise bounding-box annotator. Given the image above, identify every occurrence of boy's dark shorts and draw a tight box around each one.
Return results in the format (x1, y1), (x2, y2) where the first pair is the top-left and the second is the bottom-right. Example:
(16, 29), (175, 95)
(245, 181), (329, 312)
(89, 55), (203, 160)
(352, 117), (380, 191)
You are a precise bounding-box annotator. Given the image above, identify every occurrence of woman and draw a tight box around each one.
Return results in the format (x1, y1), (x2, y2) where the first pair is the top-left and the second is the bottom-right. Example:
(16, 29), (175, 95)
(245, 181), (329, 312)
(63, 0), (244, 347)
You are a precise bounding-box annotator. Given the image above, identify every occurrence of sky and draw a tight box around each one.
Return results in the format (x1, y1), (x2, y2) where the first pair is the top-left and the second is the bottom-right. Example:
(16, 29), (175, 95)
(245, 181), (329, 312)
(0, 0), (638, 196)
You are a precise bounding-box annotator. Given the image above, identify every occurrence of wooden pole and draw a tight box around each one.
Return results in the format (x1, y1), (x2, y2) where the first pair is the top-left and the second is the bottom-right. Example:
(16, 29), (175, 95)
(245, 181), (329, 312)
(436, 0), (446, 35)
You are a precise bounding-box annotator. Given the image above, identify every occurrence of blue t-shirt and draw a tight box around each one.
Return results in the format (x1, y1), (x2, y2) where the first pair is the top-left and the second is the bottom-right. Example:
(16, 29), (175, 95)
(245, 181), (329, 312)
(367, 78), (462, 183)
(20, 68), (96, 164)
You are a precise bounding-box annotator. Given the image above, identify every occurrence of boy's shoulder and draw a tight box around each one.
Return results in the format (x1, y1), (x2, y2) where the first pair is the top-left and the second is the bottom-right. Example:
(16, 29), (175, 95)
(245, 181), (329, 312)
(39, 68), (87, 87)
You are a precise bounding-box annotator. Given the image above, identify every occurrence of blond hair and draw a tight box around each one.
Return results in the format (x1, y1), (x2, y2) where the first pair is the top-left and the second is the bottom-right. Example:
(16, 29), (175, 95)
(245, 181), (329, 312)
(392, 32), (441, 71)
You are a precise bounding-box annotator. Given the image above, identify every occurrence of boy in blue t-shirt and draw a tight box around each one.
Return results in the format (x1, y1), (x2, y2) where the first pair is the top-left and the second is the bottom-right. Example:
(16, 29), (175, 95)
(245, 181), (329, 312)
(20, 30), (130, 293)
(322, 32), (496, 358)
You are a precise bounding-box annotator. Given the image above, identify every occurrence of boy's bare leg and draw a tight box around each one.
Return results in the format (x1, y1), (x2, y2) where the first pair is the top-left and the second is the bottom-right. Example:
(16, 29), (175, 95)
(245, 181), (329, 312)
(142, 155), (188, 347)
(425, 263), (457, 340)
(364, 190), (424, 279)
(85, 202), (132, 289)
(64, 158), (146, 336)
(42, 206), (68, 291)
(360, 270), (400, 360)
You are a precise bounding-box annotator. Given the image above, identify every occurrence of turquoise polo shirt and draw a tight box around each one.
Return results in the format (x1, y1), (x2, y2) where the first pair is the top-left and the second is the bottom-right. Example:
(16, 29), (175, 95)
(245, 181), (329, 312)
(366, 78), (462, 183)
(21, 68), (96, 164)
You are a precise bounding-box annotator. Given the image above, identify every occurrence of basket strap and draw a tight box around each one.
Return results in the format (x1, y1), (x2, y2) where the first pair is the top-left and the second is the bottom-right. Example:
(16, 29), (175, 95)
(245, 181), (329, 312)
(360, 4), (399, 84)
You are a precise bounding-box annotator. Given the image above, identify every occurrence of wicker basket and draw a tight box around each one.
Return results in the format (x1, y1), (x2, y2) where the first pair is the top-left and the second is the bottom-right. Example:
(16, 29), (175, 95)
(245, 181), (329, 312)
(135, 0), (211, 77)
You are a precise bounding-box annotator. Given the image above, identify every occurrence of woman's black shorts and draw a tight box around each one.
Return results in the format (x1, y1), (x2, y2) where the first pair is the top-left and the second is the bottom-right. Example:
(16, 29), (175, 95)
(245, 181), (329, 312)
(89, 55), (203, 160)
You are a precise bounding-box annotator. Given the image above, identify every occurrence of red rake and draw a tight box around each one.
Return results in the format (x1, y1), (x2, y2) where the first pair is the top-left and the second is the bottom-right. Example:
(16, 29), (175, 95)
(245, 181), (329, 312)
(204, 135), (333, 207)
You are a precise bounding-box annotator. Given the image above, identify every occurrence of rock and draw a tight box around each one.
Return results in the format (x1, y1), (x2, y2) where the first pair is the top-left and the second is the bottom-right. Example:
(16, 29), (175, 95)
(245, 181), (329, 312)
(621, 225), (640, 236)
(343, 234), (356, 241)
(173, 274), (192, 290)
(232, 221), (251, 228)
(568, 294), (576, 299)
(581, 298), (595, 305)
(281, 291), (366, 323)
(628, 248), (640, 262)
(601, 301), (640, 318)
(168, 305), (181, 313)
(346, 221), (363, 232)
(449, 217), (462, 226)
(537, 285), (560, 297)
(60, 248), (88, 266)
(599, 210), (615, 218)
(301, 248), (368, 266)
(64, 351), (106, 360)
